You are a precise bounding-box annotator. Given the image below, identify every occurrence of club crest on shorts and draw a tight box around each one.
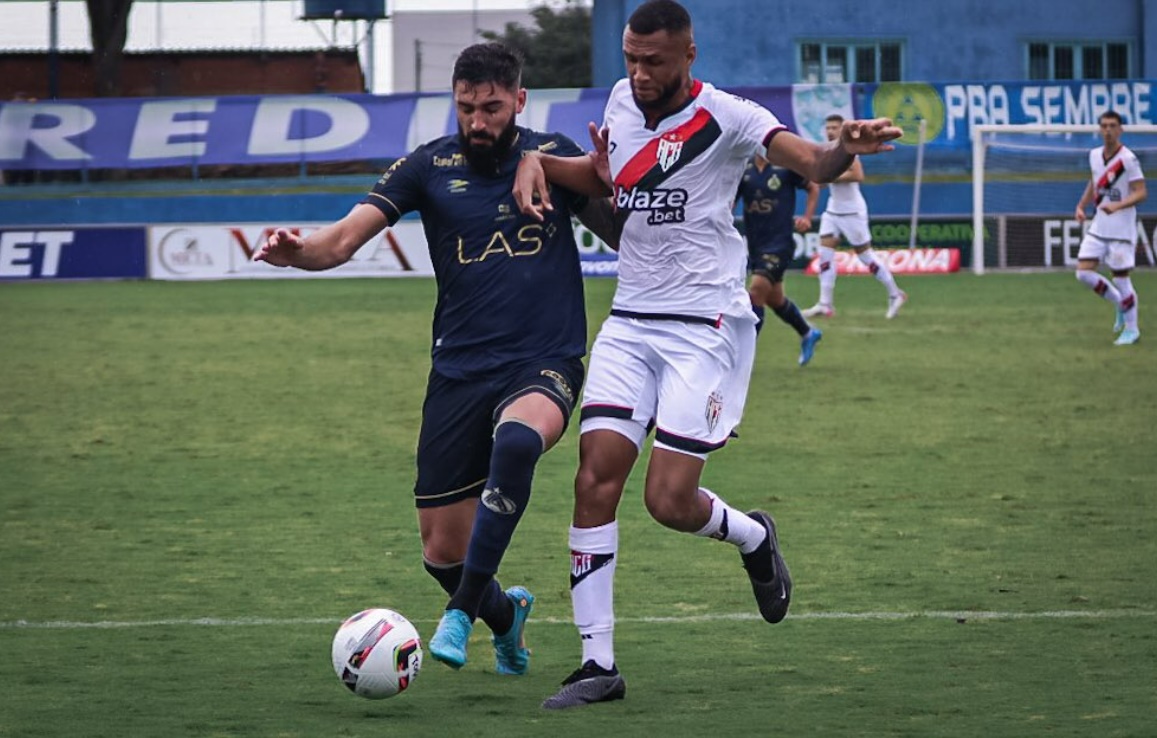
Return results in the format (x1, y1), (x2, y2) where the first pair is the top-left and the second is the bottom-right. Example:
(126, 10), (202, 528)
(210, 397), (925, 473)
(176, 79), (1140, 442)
(705, 391), (723, 433)
(657, 134), (685, 172)
(539, 369), (574, 404)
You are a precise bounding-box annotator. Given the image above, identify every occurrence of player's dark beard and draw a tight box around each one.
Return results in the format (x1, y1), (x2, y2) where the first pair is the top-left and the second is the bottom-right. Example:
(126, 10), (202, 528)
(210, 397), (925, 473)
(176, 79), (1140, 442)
(631, 78), (683, 116)
(459, 119), (518, 175)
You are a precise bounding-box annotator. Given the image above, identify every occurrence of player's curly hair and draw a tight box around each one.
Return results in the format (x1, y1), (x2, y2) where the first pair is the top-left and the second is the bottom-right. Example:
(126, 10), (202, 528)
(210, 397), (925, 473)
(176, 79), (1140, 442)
(628, 0), (692, 35)
(452, 42), (524, 91)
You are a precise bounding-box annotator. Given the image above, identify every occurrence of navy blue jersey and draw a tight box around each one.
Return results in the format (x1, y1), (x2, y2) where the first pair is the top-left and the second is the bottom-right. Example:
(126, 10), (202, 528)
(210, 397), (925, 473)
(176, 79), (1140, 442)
(736, 161), (809, 254)
(362, 128), (589, 380)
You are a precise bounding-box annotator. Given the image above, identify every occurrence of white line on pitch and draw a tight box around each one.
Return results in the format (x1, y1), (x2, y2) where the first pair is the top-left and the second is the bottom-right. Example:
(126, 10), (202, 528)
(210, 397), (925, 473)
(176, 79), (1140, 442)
(1, 609), (1153, 630)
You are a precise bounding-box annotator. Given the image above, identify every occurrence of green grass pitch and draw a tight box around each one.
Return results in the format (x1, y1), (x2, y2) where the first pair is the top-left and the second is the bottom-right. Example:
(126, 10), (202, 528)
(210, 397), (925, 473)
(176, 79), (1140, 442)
(1, 271), (1155, 737)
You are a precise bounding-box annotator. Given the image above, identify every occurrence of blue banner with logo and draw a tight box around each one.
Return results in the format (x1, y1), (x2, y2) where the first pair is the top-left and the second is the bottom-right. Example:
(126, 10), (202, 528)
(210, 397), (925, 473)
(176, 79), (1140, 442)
(0, 84), (855, 171)
(865, 80), (1155, 148)
(6, 80), (1149, 170)
(0, 227), (147, 279)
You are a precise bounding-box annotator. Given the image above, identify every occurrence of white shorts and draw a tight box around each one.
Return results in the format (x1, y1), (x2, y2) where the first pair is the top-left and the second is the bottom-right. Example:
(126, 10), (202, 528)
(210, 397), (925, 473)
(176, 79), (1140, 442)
(579, 313), (756, 457)
(1078, 232), (1136, 271)
(819, 211), (871, 247)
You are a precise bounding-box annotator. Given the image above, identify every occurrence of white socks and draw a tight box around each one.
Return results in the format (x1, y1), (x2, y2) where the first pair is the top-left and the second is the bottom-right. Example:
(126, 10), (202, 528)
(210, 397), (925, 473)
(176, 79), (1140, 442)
(856, 248), (901, 297)
(1113, 276), (1138, 330)
(1076, 269), (1123, 303)
(692, 488), (766, 554)
(817, 246), (836, 306)
(570, 522), (618, 670)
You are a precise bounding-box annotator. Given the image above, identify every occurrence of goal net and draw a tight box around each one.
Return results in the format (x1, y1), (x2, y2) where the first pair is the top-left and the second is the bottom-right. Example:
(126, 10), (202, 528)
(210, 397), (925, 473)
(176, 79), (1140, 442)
(971, 123), (1157, 274)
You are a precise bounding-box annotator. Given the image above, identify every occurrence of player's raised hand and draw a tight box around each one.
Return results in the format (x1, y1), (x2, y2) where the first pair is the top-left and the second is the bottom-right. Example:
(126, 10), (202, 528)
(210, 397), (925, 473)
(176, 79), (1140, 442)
(253, 228), (305, 267)
(841, 118), (903, 155)
(588, 122), (613, 191)
(513, 152), (553, 222)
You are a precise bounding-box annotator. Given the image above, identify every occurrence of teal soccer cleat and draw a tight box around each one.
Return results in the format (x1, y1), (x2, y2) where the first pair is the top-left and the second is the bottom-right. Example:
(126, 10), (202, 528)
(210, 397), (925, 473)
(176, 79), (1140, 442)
(493, 586), (535, 675)
(798, 328), (822, 366)
(429, 609), (472, 669)
(1114, 327), (1140, 346)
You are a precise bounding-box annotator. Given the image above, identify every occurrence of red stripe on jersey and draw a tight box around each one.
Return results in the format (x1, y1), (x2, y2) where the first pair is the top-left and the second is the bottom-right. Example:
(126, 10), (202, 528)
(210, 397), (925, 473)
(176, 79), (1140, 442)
(615, 107), (717, 191)
(1095, 158), (1126, 205)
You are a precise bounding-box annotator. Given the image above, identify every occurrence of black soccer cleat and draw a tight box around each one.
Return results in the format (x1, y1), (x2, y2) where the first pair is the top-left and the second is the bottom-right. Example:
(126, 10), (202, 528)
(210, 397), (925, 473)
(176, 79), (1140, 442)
(742, 510), (792, 624)
(541, 660), (626, 709)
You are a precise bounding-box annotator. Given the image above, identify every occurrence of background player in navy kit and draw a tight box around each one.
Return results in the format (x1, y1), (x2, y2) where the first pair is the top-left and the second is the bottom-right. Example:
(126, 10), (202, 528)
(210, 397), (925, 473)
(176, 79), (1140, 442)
(254, 42), (616, 676)
(735, 153), (823, 365)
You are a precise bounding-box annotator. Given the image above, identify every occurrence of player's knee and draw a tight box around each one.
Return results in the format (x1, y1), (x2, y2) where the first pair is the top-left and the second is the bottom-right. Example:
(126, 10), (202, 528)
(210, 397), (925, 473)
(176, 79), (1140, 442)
(421, 538), (467, 568)
(642, 487), (699, 532)
(492, 419), (545, 468)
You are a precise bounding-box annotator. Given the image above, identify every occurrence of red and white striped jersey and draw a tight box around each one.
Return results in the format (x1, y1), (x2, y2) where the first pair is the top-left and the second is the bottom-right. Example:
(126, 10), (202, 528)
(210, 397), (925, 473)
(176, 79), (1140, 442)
(603, 78), (785, 320)
(1088, 144), (1144, 242)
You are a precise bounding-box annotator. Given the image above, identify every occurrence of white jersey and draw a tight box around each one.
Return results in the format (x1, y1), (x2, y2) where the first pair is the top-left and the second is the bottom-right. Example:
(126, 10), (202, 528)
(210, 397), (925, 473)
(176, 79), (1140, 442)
(824, 179), (867, 216)
(603, 79), (785, 320)
(1088, 144), (1145, 242)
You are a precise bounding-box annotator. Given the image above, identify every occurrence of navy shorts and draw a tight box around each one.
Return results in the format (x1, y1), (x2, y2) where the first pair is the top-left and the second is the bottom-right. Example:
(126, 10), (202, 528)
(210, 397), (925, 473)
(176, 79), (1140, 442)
(748, 241), (795, 284)
(413, 357), (584, 509)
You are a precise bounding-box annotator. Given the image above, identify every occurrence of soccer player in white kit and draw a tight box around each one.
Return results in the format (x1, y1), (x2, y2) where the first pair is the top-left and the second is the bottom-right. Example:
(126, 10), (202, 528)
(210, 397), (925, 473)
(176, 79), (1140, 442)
(803, 113), (907, 319)
(1074, 110), (1147, 346)
(513, 0), (901, 709)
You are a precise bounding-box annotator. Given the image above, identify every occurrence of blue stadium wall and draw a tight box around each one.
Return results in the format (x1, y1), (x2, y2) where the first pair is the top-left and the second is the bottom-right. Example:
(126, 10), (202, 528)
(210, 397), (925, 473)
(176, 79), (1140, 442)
(592, 0), (1157, 86)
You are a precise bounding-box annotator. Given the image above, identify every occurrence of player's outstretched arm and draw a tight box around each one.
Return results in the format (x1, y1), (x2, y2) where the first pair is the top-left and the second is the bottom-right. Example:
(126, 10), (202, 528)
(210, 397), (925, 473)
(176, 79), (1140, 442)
(766, 118), (901, 184)
(253, 204), (387, 270)
(514, 124), (614, 222)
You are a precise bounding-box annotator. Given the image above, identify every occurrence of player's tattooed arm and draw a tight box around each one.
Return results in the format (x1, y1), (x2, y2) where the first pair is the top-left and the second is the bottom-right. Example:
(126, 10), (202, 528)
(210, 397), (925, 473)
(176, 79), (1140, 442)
(575, 196), (622, 251)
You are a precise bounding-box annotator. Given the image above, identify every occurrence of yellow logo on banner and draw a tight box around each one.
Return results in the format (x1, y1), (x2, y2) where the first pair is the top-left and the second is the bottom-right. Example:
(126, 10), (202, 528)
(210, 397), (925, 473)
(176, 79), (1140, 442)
(872, 83), (945, 145)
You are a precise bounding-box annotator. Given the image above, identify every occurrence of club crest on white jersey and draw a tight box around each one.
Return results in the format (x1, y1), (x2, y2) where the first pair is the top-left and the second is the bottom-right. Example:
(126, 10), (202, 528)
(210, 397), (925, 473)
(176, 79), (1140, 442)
(657, 134), (684, 172)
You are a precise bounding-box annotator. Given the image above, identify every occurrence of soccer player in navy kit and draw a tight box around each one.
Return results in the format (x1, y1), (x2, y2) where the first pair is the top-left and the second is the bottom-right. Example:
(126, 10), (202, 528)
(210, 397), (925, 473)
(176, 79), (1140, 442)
(735, 153), (823, 365)
(255, 43), (616, 676)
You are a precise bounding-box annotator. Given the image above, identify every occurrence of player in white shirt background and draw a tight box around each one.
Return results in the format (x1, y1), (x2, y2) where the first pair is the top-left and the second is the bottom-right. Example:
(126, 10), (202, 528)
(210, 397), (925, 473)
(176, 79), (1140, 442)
(803, 113), (907, 320)
(1074, 110), (1148, 346)
(513, 0), (901, 709)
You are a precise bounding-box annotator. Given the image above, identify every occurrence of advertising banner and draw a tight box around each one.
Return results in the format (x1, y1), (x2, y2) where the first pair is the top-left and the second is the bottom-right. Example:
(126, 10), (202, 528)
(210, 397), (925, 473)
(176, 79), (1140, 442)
(867, 80), (1155, 148)
(147, 221), (433, 280)
(805, 248), (961, 275)
(999, 214), (1157, 268)
(0, 83), (856, 171)
(0, 94), (427, 170)
(0, 227), (146, 280)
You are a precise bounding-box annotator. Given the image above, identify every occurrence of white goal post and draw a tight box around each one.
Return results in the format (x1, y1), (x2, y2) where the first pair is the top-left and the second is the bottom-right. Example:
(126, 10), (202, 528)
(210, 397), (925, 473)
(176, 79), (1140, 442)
(971, 123), (1157, 275)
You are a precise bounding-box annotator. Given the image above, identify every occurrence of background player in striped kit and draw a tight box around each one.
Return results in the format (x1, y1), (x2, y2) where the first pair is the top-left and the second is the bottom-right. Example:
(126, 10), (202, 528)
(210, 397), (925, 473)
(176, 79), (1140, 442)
(1074, 110), (1147, 346)
(803, 113), (907, 320)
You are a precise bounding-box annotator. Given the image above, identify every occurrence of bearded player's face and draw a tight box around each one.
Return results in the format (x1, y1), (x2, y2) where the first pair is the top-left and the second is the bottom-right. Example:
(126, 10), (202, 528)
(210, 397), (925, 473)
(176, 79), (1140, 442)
(455, 81), (525, 173)
(623, 26), (696, 117)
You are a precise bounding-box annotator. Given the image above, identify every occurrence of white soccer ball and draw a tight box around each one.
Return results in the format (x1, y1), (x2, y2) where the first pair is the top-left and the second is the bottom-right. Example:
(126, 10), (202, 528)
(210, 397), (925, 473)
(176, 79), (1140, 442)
(331, 608), (423, 699)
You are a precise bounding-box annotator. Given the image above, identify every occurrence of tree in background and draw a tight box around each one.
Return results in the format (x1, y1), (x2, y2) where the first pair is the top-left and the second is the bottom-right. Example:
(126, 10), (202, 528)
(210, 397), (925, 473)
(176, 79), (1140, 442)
(482, 1), (591, 89)
(86, 0), (134, 96)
